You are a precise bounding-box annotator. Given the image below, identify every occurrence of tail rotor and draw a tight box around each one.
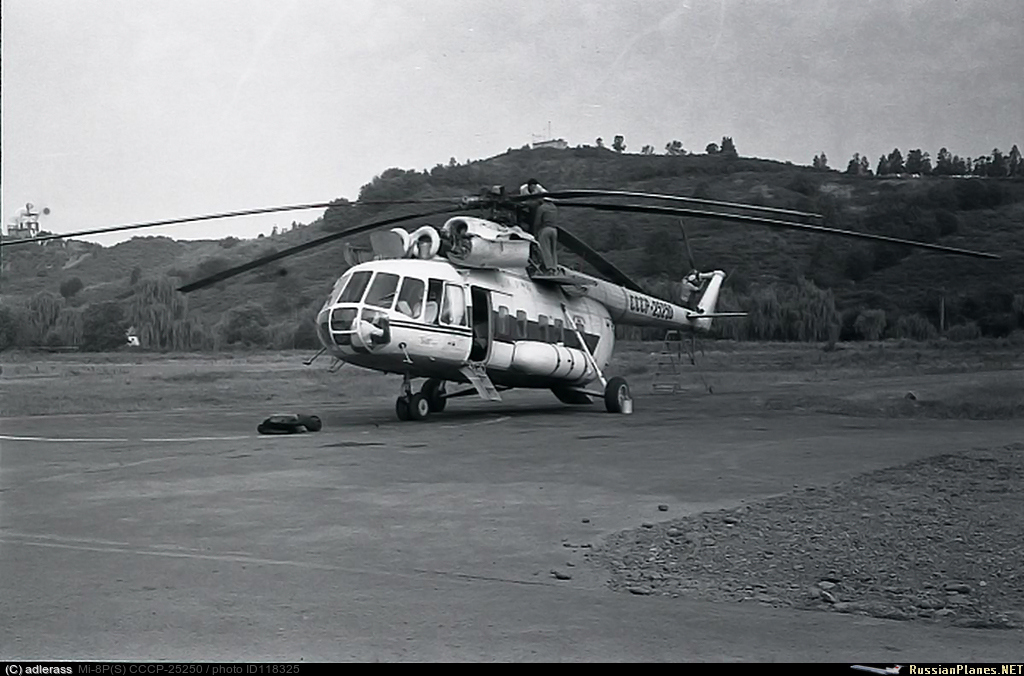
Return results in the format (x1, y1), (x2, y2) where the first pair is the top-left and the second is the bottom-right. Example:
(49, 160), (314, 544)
(679, 218), (698, 274)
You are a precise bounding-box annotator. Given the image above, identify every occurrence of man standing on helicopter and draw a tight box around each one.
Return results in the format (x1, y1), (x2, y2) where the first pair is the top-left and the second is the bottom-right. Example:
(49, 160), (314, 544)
(519, 179), (559, 275)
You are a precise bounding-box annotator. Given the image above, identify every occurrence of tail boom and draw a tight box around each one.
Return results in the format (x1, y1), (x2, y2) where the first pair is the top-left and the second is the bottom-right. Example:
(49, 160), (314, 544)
(571, 270), (737, 332)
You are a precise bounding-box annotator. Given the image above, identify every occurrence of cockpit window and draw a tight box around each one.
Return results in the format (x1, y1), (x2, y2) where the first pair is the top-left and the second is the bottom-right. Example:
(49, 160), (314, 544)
(395, 277), (425, 319)
(338, 270), (372, 303)
(364, 272), (400, 309)
(325, 271), (352, 309)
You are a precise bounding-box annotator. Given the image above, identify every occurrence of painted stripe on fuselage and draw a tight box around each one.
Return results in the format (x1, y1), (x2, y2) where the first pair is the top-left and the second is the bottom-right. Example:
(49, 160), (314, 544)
(388, 318), (472, 336)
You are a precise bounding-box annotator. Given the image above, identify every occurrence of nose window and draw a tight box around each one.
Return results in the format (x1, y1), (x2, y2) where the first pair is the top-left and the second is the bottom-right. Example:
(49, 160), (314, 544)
(330, 307), (357, 332)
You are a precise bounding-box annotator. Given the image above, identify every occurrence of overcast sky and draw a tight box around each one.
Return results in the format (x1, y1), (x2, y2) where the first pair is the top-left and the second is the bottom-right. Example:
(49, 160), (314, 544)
(3, 0), (1021, 245)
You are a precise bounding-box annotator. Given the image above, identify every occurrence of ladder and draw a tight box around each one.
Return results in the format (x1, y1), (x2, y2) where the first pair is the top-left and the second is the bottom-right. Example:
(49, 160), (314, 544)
(459, 362), (502, 401)
(652, 330), (685, 393)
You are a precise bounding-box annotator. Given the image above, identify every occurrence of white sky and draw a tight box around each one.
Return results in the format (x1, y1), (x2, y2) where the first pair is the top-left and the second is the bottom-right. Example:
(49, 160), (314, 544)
(3, 0), (1022, 245)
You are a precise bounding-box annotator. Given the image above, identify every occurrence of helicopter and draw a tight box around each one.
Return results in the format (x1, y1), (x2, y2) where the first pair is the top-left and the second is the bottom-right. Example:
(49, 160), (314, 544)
(1, 187), (999, 421)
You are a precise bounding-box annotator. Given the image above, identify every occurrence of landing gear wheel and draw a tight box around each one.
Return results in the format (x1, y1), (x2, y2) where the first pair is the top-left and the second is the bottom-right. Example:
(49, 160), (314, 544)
(421, 378), (447, 413)
(604, 376), (631, 413)
(408, 393), (430, 421)
(396, 396), (411, 421)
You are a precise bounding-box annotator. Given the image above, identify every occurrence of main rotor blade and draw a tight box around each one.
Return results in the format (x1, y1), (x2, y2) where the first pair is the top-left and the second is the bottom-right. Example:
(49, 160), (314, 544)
(0, 201), (341, 247)
(555, 227), (649, 294)
(554, 201), (1001, 260)
(355, 197), (465, 205)
(517, 189), (823, 221)
(177, 206), (462, 293)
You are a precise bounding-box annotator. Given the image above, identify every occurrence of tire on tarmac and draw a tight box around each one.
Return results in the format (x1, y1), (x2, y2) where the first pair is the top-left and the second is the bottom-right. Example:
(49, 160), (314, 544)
(604, 377), (631, 413)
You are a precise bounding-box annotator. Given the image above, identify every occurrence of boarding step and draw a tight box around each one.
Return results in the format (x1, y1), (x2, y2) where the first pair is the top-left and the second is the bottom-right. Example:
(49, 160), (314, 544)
(459, 362), (502, 401)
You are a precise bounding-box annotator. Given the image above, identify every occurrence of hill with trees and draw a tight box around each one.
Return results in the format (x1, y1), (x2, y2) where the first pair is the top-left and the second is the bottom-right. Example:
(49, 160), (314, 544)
(2, 140), (1022, 352)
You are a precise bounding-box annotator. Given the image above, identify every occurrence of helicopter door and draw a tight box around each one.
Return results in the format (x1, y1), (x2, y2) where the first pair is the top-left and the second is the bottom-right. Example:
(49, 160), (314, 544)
(469, 286), (491, 362)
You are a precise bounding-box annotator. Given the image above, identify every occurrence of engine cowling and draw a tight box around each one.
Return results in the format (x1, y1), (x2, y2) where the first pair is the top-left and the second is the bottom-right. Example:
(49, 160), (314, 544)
(368, 225), (441, 259)
(442, 217), (534, 269)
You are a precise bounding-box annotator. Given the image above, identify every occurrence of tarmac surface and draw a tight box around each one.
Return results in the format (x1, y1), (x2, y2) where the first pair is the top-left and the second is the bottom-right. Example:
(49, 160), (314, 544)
(2, 390), (1022, 661)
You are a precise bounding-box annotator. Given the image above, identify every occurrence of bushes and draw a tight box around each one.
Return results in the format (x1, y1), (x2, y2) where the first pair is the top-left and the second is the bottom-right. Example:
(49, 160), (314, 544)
(892, 313), (938, 341)
(935, 210), (959, 236)
(193, 256), (233, 282)
(52, 307), (84, 346)
(216, 302), (269, 348)
(59, 276), (84, 299)
(946, 322), (982, 341)
(954, 179), (1005, 210)
(25, 291), (65, 345)
(854, 309), (887, 340)
(0, 305), (25, 351)
(713, 278), (840, 343)
(127, 276), (212, 351)
(81, 302), (127, 351)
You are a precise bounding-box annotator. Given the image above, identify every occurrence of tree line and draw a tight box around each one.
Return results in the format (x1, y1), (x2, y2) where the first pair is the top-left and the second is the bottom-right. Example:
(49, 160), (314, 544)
(4, 273), (1020, 353)
(0, 274), (321, 353)
(812, 144), (1022, 178)
(596, 135), (739, 158)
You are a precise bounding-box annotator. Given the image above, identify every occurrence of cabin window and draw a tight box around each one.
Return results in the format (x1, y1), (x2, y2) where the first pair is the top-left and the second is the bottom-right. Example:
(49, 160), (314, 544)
(364, 272), (400, 309)
(395, 277), (425, 319)
(537, 315), (549, 342)
(338, 270), (372, 303)
(425, 279), (444, 324)
(552, 318), (564, 344)
(441, 284), (467, 326)
(497, 306), (510, 339)
(515, 310), (528, 339)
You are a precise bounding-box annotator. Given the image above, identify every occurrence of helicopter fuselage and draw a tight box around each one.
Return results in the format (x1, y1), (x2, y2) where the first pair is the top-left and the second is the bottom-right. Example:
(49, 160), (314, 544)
(315, 258), (616, 389)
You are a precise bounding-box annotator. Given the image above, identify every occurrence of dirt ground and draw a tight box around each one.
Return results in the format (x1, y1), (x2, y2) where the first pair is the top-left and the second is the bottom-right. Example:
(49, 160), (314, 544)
(1, 342), (1022, 661)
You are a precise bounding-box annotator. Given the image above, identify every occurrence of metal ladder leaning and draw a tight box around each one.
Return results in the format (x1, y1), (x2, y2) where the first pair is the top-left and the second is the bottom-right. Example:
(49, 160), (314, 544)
(652, 329), (685, 393)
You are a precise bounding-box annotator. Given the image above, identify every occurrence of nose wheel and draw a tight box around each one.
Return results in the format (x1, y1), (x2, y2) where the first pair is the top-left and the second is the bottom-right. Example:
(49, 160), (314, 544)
(421, 378), (447, 413)
(396, 393), (430, 421)
(396, 374), (432, 421)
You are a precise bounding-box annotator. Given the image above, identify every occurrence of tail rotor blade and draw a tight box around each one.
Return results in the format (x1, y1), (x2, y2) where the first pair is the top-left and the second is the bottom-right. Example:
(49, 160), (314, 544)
(679, 219), (697, 271)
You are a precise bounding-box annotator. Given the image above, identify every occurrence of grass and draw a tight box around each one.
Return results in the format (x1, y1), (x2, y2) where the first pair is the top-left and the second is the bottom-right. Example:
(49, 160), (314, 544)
(1, 340), (1022, 418)
(761, 374), (1024, 420)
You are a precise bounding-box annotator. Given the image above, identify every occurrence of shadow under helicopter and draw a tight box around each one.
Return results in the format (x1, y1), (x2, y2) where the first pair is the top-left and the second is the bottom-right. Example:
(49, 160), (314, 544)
(308, 398), (616, 429)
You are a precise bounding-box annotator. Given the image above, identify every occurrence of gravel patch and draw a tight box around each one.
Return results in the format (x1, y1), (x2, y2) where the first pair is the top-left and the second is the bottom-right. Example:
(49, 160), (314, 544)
(588, 444), (1024, 629)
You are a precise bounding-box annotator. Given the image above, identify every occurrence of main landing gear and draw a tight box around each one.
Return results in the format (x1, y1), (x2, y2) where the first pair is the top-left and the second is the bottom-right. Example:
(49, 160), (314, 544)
(554, 376), (633, 413)
(395, 376), (447, 421)
(555, 303), (634, 415)
(603, 376), (631, 414)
